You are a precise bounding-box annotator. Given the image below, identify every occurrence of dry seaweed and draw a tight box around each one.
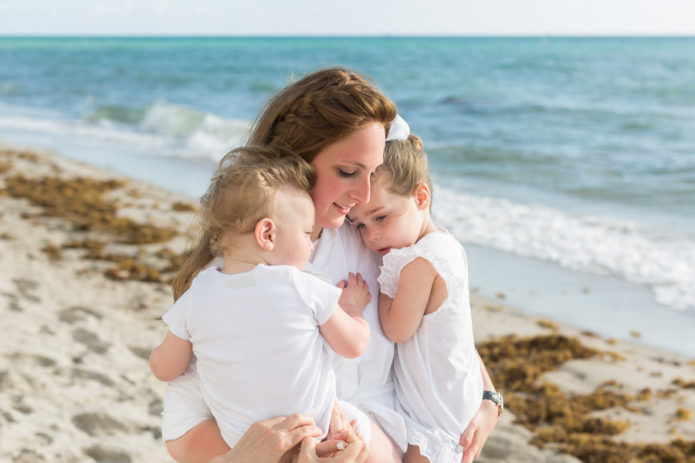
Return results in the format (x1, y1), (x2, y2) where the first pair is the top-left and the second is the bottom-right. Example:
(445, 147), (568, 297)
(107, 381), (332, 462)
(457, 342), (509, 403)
(172, 201), (196, 212)
(674, 378), (695, 389)
(477, 334), (600, 391)
(5, 175), (176, 245)
(478, 334), (695, 462)
(41, 244), (62, 261)
(6, 174), (182, 284)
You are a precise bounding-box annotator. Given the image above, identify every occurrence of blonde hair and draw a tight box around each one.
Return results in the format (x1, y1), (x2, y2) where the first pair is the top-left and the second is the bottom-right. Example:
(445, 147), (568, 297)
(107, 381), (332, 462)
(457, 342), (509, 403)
(172, 145), (314, 300)
(248, 67), (397, 162)
(380, 134), (432, 199)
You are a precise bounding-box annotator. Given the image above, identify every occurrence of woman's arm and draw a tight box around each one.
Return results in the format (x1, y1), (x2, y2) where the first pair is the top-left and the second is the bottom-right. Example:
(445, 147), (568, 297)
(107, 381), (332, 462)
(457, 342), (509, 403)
(378, 257), (437, 343)
(319, 273), (371, 359)
(149, 330), (192, 381)
(458, 352), (499, 463)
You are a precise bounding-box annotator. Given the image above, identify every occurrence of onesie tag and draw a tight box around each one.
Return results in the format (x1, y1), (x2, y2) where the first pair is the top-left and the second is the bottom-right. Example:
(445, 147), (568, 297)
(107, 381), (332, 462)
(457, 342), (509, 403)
(226, 275), (256, 289)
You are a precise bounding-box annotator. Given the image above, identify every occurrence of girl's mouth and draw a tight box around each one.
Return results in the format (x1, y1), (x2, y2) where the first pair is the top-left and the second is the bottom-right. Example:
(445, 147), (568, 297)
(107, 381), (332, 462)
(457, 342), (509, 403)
(378, 247), (391, 255)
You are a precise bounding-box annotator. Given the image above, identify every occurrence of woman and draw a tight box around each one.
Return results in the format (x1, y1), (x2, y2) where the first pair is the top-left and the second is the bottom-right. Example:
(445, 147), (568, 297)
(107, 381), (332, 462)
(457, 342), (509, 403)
(164, 68), (499, 463)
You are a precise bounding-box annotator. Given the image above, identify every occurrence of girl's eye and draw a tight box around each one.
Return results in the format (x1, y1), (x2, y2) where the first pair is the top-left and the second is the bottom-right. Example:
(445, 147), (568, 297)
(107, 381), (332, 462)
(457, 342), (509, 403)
(375, 215), (387, 222)
(355, 223), (365, 230)
(338, 169), (357, 177)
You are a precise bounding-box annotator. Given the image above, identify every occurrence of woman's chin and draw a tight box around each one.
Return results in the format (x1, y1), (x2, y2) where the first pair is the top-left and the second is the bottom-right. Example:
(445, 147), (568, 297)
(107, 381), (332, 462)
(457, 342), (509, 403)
(320, 214), (347, 230)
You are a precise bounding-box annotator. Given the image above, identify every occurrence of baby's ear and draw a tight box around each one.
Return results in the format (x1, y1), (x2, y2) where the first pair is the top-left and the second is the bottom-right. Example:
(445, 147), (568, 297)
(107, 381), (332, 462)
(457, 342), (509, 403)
(414, 183), (431, 210)
(255, 218), (276, 251)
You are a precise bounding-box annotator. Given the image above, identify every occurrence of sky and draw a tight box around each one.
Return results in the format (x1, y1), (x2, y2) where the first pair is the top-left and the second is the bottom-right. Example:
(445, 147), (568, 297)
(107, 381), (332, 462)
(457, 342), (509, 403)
(1, 0), (695, 36)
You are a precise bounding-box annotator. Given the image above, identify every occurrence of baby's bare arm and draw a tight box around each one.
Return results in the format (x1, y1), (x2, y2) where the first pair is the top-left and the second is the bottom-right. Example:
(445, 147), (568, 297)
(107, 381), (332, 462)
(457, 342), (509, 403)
(319, 273), (371, 358)
(149, 330), (192, 382)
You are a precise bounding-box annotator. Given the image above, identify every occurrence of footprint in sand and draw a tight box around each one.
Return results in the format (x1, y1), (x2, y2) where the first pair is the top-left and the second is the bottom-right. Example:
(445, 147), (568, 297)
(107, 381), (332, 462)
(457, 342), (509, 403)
(12, 278), (40, 303)
(72, 412), (126, 436)
(84, 445), (132, 463)
(9, 352), (57, 368)
(59, 306), (103, 323)
(72, 328), (111, 354)
(62, 367), (115, 387)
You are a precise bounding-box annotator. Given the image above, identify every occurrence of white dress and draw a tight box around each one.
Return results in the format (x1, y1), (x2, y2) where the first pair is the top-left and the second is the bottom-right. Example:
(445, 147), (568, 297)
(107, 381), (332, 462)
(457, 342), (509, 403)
(163, 265), (340, 447)
(161, 224), (408, 452)
(378, 230), (483, 462)
(310, 225), (407, 452)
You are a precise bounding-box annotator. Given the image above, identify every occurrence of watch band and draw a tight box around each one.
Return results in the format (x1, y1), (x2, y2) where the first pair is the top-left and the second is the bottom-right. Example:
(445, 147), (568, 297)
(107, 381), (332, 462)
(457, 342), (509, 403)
(482, 390), (503, 417)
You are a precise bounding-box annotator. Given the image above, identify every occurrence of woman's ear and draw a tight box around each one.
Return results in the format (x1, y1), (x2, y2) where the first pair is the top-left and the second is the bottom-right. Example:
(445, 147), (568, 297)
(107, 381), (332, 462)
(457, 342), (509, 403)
(254, 218), (276, 251)
(414, 183), (431, 210)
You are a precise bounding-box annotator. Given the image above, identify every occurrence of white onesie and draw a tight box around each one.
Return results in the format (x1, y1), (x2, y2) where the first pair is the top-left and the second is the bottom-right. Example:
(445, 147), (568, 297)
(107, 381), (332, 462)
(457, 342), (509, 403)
(163, 265), (340, 447)
(160, 224), (408, 452)
(378, 230), (483, 462)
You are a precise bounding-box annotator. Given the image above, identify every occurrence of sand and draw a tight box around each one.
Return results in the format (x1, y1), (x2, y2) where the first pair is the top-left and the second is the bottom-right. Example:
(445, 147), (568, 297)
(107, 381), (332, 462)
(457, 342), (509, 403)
(1, 143), (693, 463)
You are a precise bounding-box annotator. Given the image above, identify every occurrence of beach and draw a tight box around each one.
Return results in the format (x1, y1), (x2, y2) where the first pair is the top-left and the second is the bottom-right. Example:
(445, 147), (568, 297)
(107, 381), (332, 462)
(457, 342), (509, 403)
(1, 143), (693, 462)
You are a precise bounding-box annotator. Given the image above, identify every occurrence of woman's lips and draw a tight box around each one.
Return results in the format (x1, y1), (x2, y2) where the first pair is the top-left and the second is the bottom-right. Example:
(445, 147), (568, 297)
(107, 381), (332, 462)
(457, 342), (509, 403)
(333, 203), (352, 215)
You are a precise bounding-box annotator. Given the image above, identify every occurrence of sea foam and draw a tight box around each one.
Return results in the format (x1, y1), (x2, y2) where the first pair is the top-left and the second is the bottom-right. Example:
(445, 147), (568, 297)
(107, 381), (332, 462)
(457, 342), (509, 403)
(0, 102), (250, 163)
(434, 186), (695, 313)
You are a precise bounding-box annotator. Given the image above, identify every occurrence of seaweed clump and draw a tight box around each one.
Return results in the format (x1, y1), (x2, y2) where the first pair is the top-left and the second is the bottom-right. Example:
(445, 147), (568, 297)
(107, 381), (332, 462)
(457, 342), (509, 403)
(5, 175), (176, 244)
(4, 174), (186, 283)
(477, 334), (695, 462)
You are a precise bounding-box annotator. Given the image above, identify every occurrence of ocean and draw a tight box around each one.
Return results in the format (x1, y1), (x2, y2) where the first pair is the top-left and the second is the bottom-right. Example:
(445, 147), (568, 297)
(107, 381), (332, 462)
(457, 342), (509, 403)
(1, 36), (693, 355)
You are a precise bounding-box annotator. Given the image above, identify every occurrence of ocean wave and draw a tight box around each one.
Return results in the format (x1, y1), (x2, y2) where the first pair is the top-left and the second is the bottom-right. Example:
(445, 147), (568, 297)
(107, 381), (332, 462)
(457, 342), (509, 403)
(1, 102), (251, 162)
(434, 186), (695, 313)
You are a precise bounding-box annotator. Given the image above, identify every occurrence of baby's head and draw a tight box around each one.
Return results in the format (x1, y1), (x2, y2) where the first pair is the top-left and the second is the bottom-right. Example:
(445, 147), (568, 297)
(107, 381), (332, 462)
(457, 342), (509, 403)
(348, 134), (433, 256)
(202, 145), (316, 269)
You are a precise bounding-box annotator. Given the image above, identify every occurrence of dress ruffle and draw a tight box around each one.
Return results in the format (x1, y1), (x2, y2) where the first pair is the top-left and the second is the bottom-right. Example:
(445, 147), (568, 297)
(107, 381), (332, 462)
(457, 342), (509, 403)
(377, 235), (466, 301)
(408, 420), (464, 462)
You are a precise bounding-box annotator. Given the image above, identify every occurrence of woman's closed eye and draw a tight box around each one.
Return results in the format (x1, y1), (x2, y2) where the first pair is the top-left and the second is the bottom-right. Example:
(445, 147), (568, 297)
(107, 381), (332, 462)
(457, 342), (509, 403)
(338, 168), (357, 177)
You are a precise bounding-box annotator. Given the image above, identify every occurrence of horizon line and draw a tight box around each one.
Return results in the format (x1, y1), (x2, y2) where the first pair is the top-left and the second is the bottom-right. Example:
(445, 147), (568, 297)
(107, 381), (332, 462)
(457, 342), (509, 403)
(2, 33), (695, 39)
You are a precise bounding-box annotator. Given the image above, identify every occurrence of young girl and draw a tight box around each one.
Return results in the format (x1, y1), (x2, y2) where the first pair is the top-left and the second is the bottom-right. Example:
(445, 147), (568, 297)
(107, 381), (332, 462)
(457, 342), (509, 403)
(347, 135), (497, 463)
(149, 146), (372, 450)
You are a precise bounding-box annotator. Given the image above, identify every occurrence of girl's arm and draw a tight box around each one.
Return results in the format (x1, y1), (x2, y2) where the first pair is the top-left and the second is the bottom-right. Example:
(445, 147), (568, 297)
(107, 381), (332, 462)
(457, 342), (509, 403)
(378, 257), (438, 343)
(319, 273), (371, 359)
(458, 350), (499, 463)
(149, 330), (193, 382)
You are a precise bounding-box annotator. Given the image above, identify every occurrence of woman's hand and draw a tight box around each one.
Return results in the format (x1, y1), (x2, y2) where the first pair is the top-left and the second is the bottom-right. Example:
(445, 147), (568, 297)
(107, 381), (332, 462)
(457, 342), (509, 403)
(459, 399), (498, 463)
(209, 414), (323, 463)
(298, 431), (368, 463)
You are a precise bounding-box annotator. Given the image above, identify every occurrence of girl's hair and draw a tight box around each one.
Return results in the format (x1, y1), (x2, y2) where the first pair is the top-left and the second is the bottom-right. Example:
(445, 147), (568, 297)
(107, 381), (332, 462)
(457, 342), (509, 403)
(380, 134), (432, 199)
(172, 145), (314, 300)
(247, 67), (397, 162)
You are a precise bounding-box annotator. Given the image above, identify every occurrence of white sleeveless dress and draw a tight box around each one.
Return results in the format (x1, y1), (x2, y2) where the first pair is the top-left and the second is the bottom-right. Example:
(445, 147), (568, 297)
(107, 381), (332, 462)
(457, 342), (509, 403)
(378, 230), (483, 462)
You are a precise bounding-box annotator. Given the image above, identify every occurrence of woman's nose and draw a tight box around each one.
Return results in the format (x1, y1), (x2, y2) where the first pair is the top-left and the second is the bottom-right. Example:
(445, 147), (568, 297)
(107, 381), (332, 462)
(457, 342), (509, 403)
(348, 176), (370, 204)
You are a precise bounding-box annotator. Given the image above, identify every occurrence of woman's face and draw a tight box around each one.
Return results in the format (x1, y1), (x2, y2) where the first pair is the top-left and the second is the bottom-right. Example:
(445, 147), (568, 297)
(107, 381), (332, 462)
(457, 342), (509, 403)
(309, 122), (385, 234)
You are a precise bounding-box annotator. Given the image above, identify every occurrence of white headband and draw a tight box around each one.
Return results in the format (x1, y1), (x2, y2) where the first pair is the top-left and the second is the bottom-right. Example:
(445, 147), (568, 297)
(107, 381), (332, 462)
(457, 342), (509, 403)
(386, 114), (410, 142)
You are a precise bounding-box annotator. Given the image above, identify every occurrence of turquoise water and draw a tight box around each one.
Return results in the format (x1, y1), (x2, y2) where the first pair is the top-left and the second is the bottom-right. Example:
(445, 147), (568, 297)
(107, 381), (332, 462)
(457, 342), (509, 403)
(1, 37), (694, 353)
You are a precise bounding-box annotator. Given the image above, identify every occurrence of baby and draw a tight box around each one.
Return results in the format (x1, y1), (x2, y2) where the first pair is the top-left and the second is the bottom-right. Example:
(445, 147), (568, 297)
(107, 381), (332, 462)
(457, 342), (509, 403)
(149, 146), (371, 449)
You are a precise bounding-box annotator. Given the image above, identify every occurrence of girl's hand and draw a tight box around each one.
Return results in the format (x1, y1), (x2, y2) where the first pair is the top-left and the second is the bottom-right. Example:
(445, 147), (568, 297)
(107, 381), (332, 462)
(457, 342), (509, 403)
(209, 414), (322, 463)
(337, 273), (371, 316)
(459, 399), (498, 463)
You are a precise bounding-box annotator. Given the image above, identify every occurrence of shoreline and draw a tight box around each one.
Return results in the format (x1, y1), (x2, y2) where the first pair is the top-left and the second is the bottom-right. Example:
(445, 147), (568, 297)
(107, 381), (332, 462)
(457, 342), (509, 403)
(1, 142), (694, 462)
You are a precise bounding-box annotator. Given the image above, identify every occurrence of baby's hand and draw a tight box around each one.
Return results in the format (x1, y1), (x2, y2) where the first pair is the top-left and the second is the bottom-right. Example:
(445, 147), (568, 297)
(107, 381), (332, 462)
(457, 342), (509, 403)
(337, 273), (371, 316)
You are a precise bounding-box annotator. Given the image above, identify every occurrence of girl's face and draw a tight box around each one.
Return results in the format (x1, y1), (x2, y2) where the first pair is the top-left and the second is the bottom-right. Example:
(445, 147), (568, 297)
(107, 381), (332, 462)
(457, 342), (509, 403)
(347, 175), (430, 256)
(309, 122), (385, 236)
